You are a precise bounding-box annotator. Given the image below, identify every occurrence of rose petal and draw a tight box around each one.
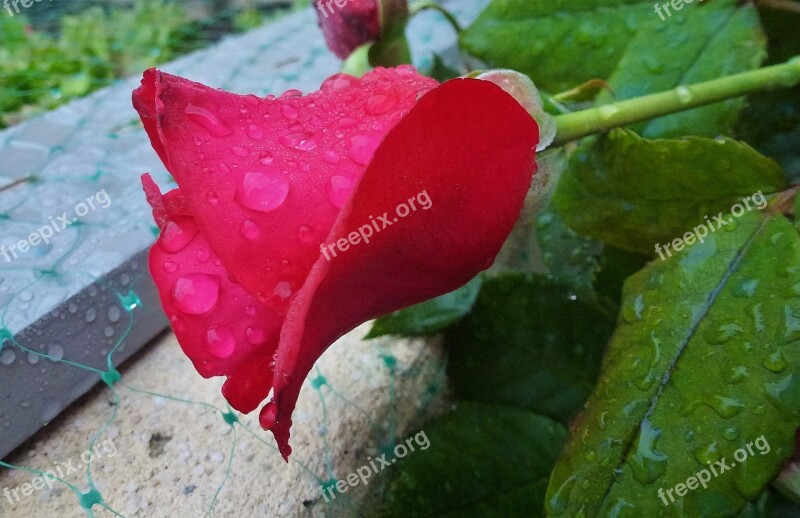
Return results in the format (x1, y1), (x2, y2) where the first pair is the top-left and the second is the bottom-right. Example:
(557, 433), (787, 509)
(134, 67), (436, 315)
(142, 174), (282, 413)
(268, 78), (539, 459)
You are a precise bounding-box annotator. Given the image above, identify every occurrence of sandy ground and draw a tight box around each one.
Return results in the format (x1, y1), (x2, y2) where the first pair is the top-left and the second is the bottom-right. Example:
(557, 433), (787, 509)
(0, 325), (448, 517)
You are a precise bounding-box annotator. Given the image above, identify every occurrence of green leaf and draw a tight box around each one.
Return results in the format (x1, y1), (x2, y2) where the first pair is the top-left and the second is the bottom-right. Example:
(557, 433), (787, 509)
(546, 211), (800, 517)
(365, 276), (484, 339)
(460, 0), (658, 93)
(536, 206), (605, 302)
(447, 273), (615, 424)
(596, 0), (765, 138)
(380, 402), (567, 518)
(552, 130), (787, 255)
(537, 204), (649, 311)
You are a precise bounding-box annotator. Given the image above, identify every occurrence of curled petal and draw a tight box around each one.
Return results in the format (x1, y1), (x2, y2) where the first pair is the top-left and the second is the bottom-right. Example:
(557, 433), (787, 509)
(134, 67), (539, 460)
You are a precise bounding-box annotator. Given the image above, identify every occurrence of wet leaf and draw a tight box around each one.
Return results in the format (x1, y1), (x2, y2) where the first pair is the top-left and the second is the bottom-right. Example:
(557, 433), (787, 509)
(447, 273), (615, 424)
(596, 0), (765, 138)
(379, 402), (567, 518)
(546, 211), (800, 517)
(460, 0), (658, 93)
(536, 205), (605, 302)
(552, 130), (787, 255)
(537, 204), (648, 310)
(365, 276), (483, 338)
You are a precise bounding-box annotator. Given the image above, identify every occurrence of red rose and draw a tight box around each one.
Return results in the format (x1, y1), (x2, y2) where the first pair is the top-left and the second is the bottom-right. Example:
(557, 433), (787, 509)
(313, 0), (408, 59)
(133, 66), (539, 459)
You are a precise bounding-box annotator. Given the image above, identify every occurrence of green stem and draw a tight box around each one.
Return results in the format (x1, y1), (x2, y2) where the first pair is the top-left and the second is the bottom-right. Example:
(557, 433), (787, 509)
(553, 56), (800, 146)
(342, 43), (373, 77)
(409, 1), (463, 34)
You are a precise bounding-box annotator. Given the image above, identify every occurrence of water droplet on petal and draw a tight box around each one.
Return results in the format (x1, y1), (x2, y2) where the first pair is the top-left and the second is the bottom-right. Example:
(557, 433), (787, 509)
(185, 103), (233, 137)
(280, 89), (303, 99)
(245, 326), (265, 345)
(241, 219), (262, 240)
(339, 117), (359, 129)
(365, 90), (398, 115)
(322, 149), (340, 164)
(171, 274), (220, 315)
(395, 65), (415, 78)
(328, 176), (354, 209)
(259, 400), (278, 429)
(196, 248), (211, 263)
(297, 225), (315, 243)
(247, 124), (264, 140)
(245, 305), (257, 316)
(237, 169), (290, 212)
(205, 325), (236, 358)
(281, 104), (299, 120)
(158, 218), (198, 253)
(279, 132), (318, 151)
(230, 146), (249, 157)
(273, 281), (292, 302)
(259, 151), (273, 164)
(321, 74), (355, 92)
(207, 191), (219, 205)
(163, 261), (178, 273)
(348, 134), (381, 165)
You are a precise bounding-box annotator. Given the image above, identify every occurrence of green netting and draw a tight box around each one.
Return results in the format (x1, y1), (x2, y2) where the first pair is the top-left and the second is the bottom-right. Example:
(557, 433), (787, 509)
(0, 0), (477, 515)
(0, 274), (447, 515)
